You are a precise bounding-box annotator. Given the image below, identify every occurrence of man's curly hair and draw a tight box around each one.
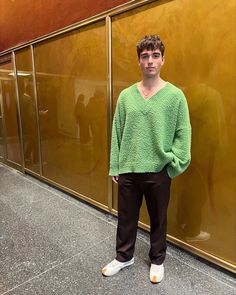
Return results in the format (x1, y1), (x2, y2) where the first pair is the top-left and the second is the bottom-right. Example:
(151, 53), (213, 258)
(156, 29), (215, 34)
(136, 35), (165, 58)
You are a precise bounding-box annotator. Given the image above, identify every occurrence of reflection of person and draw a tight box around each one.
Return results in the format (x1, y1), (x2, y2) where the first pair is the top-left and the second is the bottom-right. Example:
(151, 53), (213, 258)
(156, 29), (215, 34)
(21, 83), (38, 164)
(74, 94), (90, 144)
(176, 83), (226, 242)
(102, 35), (191, 283)
(86, 89), (105, 149)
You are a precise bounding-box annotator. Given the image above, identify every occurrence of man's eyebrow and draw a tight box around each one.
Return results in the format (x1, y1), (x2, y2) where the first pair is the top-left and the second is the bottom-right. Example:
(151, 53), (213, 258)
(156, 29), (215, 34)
(140, 52), (160, 56)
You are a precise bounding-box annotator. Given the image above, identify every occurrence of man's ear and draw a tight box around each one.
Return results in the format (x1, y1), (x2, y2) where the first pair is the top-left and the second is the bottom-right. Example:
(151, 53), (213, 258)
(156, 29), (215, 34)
(162, 55), (165, 65)
(138, 56), (141, 66)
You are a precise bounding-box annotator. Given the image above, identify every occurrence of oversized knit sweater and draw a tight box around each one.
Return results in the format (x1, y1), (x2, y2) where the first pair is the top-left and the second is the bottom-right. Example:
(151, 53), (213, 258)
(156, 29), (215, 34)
(109, 82), (191, 178)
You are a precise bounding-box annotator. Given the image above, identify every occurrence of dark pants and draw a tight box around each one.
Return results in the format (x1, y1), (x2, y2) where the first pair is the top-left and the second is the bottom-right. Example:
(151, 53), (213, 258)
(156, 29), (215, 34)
(116, 168), (171, 265)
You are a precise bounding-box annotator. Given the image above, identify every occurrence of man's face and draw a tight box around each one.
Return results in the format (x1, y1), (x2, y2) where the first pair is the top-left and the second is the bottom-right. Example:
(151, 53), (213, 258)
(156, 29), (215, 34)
(138, 49), (164, 78)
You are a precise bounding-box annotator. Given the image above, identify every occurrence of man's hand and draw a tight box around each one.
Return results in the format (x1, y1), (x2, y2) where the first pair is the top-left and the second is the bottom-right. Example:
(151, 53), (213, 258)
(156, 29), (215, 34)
(112, 176), (119, 184)
(39, 109), (48, 115)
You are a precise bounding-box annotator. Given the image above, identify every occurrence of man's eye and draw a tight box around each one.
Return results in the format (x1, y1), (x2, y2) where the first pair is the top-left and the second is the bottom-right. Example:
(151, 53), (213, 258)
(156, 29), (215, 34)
(141, 55), (148, 59)
(153, 54), (160, 58)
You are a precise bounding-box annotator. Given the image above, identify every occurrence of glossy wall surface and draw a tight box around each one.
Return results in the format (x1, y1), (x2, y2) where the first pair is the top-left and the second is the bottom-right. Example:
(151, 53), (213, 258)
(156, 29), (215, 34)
(34, 22), (109, 206)
(0, 83), (4, 159)
(15, 48), (40, 174)
(0, 61), (21, 165)
(112, 0), (236, 266)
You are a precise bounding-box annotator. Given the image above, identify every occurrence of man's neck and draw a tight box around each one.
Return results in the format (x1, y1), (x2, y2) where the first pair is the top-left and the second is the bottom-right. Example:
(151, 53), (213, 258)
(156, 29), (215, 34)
(141, 76), (163, 89)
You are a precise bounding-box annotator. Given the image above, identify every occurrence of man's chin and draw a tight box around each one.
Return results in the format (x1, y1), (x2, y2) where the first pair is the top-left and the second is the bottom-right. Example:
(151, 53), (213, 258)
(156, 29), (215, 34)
(145, 73), (157, 78)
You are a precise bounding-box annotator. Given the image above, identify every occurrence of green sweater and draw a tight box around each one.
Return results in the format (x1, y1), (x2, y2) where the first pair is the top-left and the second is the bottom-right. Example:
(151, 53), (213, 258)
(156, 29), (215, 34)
(109, 82), (191, 178)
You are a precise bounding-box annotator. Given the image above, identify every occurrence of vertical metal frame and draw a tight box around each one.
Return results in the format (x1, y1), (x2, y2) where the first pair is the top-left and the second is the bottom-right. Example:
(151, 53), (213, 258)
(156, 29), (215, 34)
(0, 82), (8, 162)
(30, 45), (43, 176)
(0, 83), (3, 160)
(0, 55), (12, 163)
(0, 79), (7, 161)
(12, 51), (25, 171)
(106, 15), (113, 212)
(1, 77), (9, 162)
(6, 51), (24, 172)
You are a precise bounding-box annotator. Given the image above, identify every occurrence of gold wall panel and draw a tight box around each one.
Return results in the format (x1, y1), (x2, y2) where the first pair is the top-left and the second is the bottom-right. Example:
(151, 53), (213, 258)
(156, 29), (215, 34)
(112, 0), (236, 266)
(0, 62), (21, 164)
(0, 121), (4, 159)
(0, 86), (4, 159)
(15, 48), (40, 174)
(34, 21), (109, 206)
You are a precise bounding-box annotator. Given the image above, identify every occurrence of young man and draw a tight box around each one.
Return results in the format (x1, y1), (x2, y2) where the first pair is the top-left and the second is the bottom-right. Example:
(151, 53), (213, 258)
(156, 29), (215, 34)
(102, 35), (191, 283)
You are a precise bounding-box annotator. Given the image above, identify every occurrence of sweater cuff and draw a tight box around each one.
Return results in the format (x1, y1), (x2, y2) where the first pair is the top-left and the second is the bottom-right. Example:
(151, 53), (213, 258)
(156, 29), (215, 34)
(167, 159), (191, 179)
(166, 166), (178, 179)
(109, 164), (119, 176)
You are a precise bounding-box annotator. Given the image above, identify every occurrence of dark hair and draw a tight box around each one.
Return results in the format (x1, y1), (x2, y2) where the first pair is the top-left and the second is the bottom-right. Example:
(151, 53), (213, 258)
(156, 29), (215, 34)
(136, 35), (165, 58)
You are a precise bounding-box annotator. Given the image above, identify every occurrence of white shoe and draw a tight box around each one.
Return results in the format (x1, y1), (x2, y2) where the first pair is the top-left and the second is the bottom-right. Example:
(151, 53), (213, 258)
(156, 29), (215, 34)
(102, 258), (134, 276)
(186, 231), (211, 242)
(150, 263), (164, 283)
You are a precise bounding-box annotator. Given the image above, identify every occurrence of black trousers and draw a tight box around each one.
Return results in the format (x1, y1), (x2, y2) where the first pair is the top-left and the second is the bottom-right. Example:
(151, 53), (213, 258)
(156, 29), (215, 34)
(116, 168), (171, 265)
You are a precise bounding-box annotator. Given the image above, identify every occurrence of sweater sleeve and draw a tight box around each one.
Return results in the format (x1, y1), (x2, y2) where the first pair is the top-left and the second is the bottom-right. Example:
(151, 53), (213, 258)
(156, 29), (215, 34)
(109, 96), (124, 176)
(167, 94), (192, 178)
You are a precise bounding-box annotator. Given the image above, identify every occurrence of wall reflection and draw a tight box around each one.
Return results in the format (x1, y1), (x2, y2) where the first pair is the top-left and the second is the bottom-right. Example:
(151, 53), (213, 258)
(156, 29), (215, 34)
(0, 89), (3, 159)
(176, 84), (227, 242)
(34, 21), (108, 206)
(15, 48), (40, 174)
(0, 115), (4, 159)
(0, 61), (21, 165)
(112, 0), (236, 265)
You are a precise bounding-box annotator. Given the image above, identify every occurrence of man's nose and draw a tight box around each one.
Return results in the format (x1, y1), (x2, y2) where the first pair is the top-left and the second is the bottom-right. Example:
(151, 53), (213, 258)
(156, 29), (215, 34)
(148, 55), (153, 63)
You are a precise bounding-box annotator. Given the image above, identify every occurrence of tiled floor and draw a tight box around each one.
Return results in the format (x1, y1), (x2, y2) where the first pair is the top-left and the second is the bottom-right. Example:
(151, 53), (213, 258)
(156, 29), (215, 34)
(0, 163), (235, 295)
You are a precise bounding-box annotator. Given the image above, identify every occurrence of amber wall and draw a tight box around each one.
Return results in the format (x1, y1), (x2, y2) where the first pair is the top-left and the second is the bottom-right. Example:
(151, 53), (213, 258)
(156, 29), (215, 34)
(0, 0), (129, 52)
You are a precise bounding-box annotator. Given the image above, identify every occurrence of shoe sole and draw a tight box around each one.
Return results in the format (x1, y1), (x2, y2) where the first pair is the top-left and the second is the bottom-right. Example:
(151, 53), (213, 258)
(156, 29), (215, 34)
(150, 265), (164, 284)
(150, 275), (163, 284)
(102, 259), (134, 277)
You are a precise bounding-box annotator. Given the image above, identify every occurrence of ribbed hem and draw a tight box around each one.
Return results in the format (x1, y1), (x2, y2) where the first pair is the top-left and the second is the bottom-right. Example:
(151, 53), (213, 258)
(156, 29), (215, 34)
(118, 162), (165, 175)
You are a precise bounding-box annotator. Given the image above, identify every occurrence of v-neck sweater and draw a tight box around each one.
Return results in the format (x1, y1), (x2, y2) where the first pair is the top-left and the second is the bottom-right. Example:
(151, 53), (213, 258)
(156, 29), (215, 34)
(109, 82), (191, 178)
